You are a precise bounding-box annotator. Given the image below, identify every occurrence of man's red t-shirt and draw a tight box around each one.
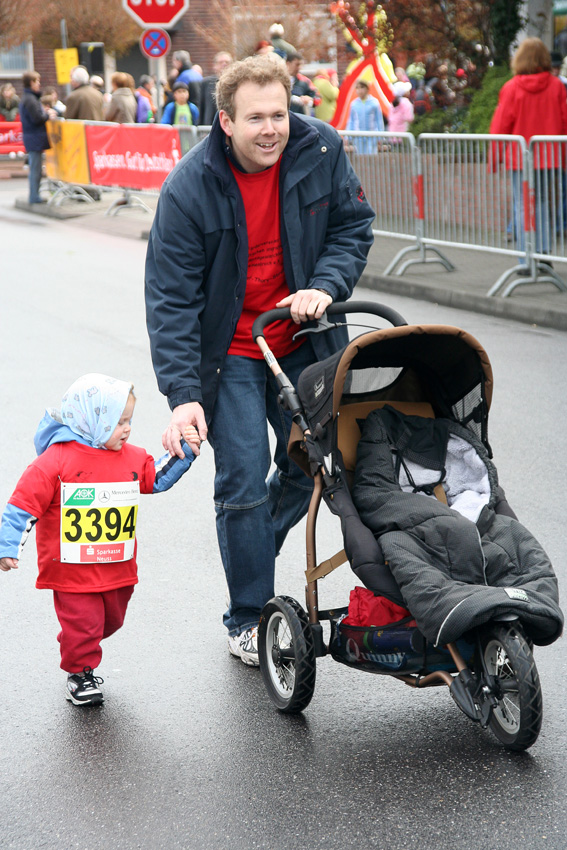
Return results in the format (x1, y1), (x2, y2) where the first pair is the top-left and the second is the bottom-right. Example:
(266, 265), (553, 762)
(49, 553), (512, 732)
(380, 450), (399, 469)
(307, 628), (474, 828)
(9, 441), (156, 593)
(228, 158), (303, 359)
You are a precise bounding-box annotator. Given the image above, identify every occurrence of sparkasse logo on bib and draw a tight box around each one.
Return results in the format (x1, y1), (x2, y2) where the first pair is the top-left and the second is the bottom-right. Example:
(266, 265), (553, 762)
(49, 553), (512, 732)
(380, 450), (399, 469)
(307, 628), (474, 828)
(64, 487), (95, 506)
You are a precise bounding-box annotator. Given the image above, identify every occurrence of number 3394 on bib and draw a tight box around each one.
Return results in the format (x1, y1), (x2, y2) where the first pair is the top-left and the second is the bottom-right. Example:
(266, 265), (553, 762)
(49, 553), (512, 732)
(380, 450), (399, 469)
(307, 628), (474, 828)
(60, 482), (140, 563)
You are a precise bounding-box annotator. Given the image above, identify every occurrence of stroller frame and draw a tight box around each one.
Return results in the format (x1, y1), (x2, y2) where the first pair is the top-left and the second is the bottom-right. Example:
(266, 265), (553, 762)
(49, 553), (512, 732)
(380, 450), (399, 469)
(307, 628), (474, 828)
(252, 301), (547, 751)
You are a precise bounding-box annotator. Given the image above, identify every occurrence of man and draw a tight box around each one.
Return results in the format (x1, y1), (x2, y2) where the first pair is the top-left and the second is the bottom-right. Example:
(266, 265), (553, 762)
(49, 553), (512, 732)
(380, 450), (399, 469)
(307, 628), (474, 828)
(19, 70), (57, 205)
(286, 52), (320, 115)
(269, 22), (296, 59)
(89, 75), (105, 92)
(199, 51), (233, 126)
(160, 81), (199, 125)
(65, 66), (104, 121)
(145, 55), (374, 666)
(172, 50), (202, 111)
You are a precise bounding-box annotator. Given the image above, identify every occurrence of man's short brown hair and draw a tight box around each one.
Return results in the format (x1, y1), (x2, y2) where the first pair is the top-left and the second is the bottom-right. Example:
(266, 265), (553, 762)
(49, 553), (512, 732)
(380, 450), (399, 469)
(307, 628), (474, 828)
(22, 71), (40, 88)
(215, 55), (290, 120)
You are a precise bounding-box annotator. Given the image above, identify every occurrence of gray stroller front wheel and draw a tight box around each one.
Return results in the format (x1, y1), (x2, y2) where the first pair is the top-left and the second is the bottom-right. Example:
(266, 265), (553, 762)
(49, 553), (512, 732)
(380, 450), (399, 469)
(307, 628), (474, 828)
(481, 623), (543, 751)
(258, 596), (316, 713)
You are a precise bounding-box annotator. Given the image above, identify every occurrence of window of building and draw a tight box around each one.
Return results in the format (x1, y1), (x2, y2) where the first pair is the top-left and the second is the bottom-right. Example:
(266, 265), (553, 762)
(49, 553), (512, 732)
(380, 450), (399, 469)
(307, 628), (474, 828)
(0, 42), (34, 76)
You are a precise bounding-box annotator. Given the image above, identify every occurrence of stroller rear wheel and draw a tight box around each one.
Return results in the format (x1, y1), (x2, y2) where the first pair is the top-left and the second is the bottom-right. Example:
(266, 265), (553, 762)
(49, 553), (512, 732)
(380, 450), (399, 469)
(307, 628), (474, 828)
(258, 596), (316, 713)
(481, 623), (543, 751)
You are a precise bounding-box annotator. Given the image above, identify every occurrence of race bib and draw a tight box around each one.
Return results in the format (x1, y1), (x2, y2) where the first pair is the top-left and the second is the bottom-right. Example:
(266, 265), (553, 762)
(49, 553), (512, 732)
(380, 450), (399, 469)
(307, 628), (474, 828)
(60, 482), (140, 564)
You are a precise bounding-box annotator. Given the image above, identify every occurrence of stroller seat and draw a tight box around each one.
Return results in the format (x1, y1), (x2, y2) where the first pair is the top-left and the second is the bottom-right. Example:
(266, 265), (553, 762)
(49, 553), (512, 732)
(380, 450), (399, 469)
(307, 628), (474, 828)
(337, 400), (440, 496)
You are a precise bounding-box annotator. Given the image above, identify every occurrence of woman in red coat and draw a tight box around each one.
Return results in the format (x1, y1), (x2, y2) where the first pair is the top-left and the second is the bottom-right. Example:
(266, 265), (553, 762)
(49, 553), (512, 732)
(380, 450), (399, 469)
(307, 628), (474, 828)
(490, 38), (567, 263)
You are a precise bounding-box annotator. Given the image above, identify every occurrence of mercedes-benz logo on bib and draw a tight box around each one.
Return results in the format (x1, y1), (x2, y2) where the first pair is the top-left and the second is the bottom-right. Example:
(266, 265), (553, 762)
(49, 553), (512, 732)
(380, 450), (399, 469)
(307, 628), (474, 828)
(98, 490), (111, 503)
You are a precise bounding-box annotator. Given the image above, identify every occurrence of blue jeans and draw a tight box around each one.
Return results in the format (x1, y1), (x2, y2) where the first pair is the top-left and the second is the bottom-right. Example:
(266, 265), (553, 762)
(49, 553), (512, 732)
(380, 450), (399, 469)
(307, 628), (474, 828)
(27, 150), (43, 203)
(207, 343), (315, 636)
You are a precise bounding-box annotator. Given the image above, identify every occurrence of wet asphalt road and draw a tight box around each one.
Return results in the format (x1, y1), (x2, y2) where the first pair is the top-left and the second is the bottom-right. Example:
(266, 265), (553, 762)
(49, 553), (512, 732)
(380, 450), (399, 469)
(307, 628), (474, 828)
(1, 185), (566, 849)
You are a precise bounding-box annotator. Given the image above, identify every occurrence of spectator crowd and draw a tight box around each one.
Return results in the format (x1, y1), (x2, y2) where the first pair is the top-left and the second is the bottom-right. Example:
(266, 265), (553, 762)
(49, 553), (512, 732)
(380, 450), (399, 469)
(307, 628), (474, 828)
(10, 19), (567, 209)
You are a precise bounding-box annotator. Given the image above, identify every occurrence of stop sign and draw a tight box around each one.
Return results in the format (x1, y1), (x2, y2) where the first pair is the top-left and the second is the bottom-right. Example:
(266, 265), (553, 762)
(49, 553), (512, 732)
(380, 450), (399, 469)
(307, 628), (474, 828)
(122, 0), (189, 29)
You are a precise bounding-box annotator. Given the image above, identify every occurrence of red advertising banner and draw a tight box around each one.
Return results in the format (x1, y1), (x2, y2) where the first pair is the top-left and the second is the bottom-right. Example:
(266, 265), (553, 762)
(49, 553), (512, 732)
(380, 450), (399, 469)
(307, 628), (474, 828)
(0, 122), (25, 154)
(85, 124), (182, 190)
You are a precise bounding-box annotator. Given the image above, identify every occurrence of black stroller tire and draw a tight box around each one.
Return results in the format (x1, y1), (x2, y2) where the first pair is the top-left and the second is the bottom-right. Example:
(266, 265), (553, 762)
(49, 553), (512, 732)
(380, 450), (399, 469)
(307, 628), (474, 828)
(481, 623), (543, 751)
(258, 596), (316, 714)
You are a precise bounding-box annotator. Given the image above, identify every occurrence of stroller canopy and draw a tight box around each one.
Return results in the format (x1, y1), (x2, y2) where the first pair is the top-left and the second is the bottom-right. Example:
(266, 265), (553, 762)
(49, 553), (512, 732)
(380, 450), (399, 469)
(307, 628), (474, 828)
(290, 324), (493, 471)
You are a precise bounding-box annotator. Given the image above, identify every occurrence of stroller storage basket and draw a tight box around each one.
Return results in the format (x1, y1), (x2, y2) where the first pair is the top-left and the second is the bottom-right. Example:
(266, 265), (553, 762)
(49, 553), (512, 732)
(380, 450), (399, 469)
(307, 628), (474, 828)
(329, 609), (475, 676)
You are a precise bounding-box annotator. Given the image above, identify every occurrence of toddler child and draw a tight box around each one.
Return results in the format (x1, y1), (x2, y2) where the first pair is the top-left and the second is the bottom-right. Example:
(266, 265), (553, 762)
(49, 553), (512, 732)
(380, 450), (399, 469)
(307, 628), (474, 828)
(0, 374), (198, 706)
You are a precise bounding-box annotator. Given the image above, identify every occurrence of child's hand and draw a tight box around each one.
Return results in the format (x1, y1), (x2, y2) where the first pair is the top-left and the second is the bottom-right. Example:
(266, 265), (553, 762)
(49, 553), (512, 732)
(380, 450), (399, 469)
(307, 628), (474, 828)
(184, 425), (203, 456)
(0, 557), (18, 572)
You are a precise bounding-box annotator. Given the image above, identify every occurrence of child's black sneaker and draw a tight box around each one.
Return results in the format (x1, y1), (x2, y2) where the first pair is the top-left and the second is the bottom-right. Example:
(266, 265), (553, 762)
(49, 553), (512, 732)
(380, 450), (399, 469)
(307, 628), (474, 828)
(66, 667), (104, 705)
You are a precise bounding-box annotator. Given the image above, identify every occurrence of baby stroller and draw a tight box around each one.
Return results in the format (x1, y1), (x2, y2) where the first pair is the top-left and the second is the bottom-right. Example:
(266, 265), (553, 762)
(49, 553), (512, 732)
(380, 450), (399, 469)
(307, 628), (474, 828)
(252, 301), (563, 752)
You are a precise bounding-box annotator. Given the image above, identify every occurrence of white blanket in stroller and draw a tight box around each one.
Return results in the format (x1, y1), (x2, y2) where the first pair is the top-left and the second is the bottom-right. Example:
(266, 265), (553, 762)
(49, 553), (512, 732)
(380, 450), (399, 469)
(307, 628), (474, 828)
(399, 434), (490, 524)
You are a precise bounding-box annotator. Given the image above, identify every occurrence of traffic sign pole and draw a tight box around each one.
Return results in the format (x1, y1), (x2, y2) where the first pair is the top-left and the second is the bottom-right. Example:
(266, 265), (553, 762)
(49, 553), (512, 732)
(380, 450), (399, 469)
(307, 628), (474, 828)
(152, 59), (163, 122)
(125, 1), (188, 121)
(139, 29), (171, 123)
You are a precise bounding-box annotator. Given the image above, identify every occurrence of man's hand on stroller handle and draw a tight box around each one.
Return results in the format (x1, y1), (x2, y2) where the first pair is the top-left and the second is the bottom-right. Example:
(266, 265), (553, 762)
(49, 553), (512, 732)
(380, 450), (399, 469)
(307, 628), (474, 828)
(163, 402), (207, 459)
(277, 288), (332, 324)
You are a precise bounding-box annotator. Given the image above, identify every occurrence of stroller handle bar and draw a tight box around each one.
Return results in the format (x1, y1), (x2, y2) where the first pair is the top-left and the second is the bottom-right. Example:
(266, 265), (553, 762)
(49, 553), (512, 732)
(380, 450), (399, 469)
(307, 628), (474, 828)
(252, 300), (407, 342)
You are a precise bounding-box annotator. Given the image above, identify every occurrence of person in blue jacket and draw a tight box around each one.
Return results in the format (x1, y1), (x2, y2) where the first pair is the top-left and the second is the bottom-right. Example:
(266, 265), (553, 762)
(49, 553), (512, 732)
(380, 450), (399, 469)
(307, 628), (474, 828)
(160, 82), (199, 125)
(19, 70), (57, 204)
(145, 55), (375, 668)
(346, 79), (384, 154)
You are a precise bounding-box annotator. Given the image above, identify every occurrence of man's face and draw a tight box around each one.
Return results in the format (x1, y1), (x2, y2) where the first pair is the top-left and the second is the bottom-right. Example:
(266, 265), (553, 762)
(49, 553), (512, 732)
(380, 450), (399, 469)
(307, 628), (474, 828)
(214, 53), (232, 75)
(219, 81), (289, 174)
(30, 77), (41, 92)
(287, 58), (301, 77)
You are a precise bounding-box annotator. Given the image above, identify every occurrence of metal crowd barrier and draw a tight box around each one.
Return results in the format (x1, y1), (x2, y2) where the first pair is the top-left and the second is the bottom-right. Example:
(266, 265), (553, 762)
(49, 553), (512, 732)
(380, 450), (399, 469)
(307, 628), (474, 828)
(510, 135), (567, 296)
(341, 131), (567, 297)
(41, 120), (567, 298)
(101, 124), (213, 216)
(42, 120), (213, 215)
(103, 124), (213, 216)
(338, 130), (417, 242)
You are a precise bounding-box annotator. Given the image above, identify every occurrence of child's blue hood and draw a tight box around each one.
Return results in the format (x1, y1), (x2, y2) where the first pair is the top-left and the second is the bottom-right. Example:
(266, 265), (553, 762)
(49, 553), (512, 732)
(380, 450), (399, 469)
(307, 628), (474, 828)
(34, 410), (92, 456)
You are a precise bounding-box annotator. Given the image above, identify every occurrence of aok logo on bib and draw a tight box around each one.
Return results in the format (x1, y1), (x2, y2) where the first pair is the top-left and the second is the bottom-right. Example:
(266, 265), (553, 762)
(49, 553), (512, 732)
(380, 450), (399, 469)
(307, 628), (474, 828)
(64, 487), (96, 506)
(60, 482), (140, 563)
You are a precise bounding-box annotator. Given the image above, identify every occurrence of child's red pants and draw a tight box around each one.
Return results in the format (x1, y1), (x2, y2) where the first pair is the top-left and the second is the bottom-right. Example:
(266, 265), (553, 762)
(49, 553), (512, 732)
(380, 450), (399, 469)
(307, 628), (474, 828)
(53, 586), (134, 673)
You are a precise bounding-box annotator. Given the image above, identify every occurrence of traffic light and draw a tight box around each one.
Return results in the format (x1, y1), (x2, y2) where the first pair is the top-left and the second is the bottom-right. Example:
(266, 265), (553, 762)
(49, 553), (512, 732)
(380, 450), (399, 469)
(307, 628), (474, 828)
(79, 43), (105, 77)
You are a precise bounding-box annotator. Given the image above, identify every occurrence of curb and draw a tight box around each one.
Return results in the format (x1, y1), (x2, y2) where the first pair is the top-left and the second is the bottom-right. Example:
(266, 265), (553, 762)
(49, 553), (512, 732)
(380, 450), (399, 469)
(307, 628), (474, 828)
(360, 272), (567, 332)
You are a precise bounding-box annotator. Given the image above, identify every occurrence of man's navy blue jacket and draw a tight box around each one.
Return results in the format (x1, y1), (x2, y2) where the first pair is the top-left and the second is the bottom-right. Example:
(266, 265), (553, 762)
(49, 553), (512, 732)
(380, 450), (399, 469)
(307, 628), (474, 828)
(145, 111), (375, 420)
(19, 88), (50, 152)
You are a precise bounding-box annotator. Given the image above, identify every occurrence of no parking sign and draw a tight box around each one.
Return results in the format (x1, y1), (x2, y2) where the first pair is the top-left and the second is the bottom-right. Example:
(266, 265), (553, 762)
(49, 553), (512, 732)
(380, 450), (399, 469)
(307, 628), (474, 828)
(139, 28), (171, 60)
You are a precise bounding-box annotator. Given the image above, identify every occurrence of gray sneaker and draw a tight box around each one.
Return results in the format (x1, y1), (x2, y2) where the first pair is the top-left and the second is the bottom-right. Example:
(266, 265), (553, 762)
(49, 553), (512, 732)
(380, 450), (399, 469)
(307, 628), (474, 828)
(228, 626), (259, 667)
(66, 667), (104, 705)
